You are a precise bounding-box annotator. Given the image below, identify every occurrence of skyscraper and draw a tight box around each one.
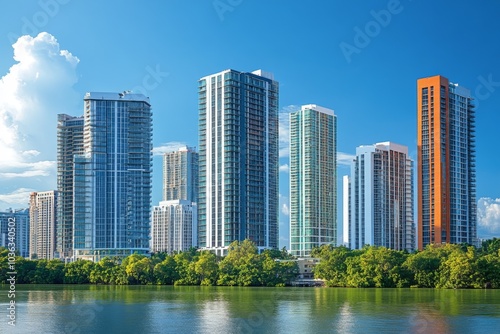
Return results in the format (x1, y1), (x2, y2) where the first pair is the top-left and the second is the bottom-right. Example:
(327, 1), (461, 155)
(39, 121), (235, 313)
(0, 208), (30, 258)
(29, 191), (58, 260)
(151, 146), (199, 253)
(289, 104), (337, 257)
(56, 114), (84, 261)
(198, 69), (279, 255)
(73, 92), (152, 261)
(163, 146), (198, 202)
(417, 75), (477, 249)
(347, 142), (414, 251)
(151, 200), (197, 253)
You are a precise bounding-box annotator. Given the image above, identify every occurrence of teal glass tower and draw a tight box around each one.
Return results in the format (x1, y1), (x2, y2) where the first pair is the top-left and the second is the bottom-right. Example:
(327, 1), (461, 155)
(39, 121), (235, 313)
(73, 92), (152, 261)
(198, 69), (279, 255)
(290, 104), (337, 257)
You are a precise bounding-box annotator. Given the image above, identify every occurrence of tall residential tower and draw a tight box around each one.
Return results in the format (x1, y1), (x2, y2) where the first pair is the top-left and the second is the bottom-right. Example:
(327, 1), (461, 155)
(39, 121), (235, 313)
(73, 92), (152, 261)
(56, 114), (84, 261)
(0, 208), (30, 258)
(163, 146), (198, 202)
(29, 191), (58, 260)
(346, 142), (414, 251)
(289, 104), (337, 257)
(151, 200), (197, 254)
(198, 69), (279, 255)
(417, 75), (477, 249)
(151, 146), (199, 253)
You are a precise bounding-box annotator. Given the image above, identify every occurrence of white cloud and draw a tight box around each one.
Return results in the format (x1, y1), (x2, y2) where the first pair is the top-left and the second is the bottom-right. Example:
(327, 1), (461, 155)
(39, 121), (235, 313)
(281, 203), (290, 216)
(477, 197), (500, 239)
(22, 150), (40, 157)
(0, 32), (79, 209)
(0, 188), (34, 209)
(152, 141), (189, 156)
(338, 152), (355, 167)
(0, 170), (51, 178)
(279, 193), (290, 216)
(279, 164), (289, 173)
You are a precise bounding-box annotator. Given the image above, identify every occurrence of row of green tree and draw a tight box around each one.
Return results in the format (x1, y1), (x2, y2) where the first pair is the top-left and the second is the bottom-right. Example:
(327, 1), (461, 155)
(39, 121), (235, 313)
(311, 238), (500, 289)
(2, 238), (499, 288)
(0, 240), (297, 287)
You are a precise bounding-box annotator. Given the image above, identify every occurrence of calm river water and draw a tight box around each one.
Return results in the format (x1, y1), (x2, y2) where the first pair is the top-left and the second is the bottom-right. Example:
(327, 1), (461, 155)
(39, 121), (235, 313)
(1, 285), (499, 333)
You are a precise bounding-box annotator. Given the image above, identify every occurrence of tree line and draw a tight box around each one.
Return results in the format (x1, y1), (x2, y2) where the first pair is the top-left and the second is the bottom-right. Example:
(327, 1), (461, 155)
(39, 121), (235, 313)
(0, 240), (297, 287)
(1, 238), (499, 288)
(311, 238), (500, 288)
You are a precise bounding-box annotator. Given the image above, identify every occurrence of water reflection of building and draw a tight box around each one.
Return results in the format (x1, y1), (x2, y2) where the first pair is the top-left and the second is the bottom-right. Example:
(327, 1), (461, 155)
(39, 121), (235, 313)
(333, 302), (355, 333)
(409, 309), (451, 334)
(199, 300), (233, 333)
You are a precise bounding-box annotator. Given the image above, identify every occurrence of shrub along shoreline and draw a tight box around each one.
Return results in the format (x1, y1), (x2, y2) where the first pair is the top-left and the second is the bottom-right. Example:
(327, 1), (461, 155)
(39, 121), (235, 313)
(311, 239), (500, 289)
(1, 238), (499, 288)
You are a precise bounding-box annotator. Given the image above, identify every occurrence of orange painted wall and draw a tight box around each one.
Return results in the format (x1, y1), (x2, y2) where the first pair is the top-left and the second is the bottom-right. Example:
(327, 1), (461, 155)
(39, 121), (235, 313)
(417, 75), (450, 250)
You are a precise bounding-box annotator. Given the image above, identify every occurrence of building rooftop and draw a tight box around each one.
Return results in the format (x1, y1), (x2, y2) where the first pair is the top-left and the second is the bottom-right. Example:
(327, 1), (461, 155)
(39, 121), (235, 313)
(84, 91), (150, 104)
(301, 104), (335, 116)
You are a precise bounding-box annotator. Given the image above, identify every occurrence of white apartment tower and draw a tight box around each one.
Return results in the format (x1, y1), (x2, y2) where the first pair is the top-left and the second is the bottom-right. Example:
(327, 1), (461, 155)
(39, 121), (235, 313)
(163, 146), (198, 202)
(29, 191), (58, 260)
(347, 142), (414, 251)
(151, 200), (197, 253)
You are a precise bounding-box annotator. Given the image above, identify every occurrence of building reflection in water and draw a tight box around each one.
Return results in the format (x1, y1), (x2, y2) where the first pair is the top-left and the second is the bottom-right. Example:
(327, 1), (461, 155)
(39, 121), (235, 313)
(408, 307), (451, 334)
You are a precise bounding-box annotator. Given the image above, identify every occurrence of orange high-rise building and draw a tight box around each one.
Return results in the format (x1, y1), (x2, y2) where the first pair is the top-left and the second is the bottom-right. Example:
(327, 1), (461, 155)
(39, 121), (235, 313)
(417, 75), (477, 250)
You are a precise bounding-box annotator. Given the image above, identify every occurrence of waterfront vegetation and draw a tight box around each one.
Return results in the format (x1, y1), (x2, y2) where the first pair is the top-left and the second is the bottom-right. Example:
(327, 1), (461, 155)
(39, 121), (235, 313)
(311, 238), (500, 289)
(1, 238), (499, 288)
(0, 240), (297, 287)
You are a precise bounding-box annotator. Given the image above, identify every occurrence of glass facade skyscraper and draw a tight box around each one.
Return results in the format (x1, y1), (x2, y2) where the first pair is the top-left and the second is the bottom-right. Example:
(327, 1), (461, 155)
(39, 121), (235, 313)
(417, 75), (477, 249)
(289, 104), (337, 257)
(56, 114), (84, 261)
(198, 69), (279, 255)
(0, 208), (30, 258)
(73, 92), (152, 261)
(346, 142), (414, 251)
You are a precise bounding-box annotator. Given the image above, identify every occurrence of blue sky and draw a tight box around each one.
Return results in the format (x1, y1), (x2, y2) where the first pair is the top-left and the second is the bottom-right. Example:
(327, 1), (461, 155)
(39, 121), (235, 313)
(1, 0), (499, 247)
